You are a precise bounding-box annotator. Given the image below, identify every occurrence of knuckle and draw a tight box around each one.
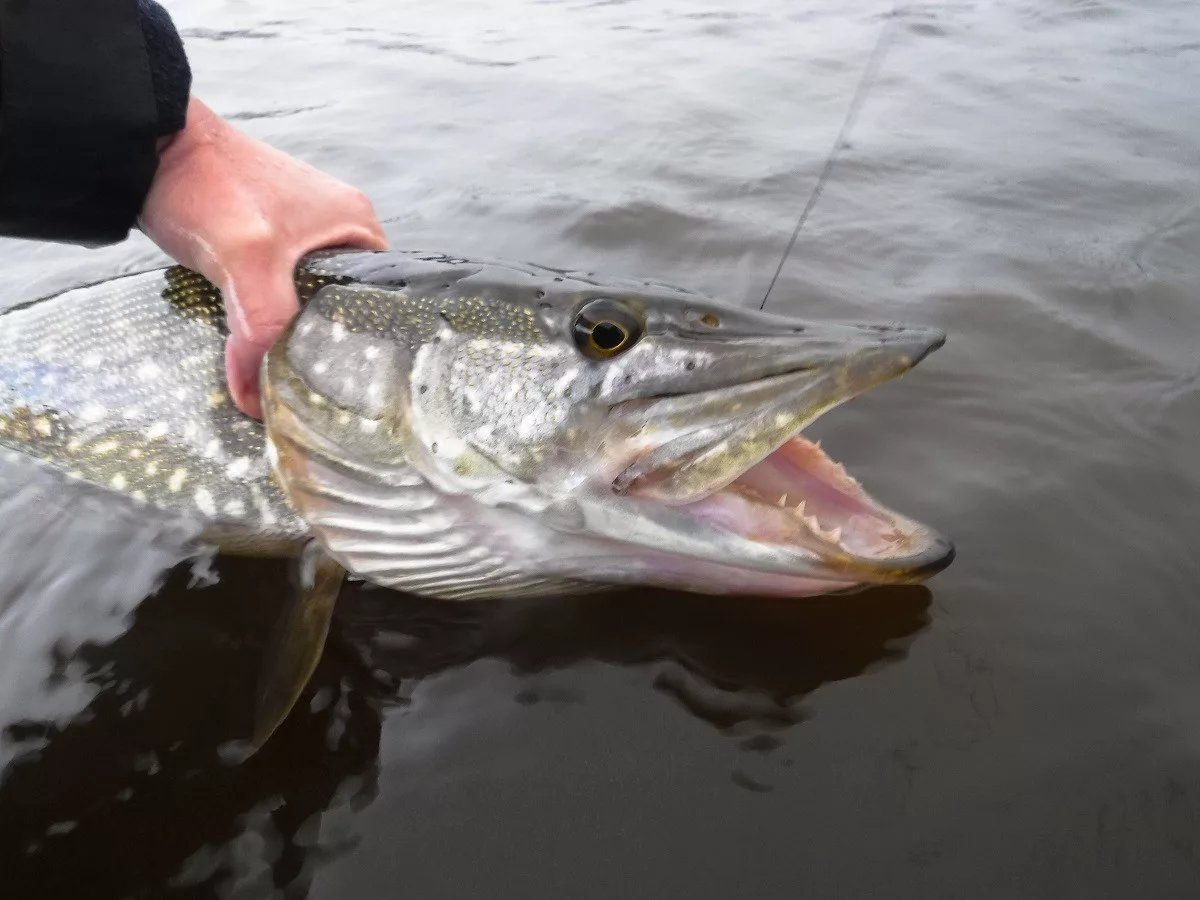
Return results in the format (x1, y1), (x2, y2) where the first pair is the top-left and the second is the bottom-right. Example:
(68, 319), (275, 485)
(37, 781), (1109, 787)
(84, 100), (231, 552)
(345, 188), (376, 218)
(237, 221), (277, 256)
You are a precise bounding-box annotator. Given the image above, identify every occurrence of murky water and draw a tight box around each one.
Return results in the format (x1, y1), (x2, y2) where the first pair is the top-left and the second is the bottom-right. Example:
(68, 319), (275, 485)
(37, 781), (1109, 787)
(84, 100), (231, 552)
(2, 0), (1199, 896)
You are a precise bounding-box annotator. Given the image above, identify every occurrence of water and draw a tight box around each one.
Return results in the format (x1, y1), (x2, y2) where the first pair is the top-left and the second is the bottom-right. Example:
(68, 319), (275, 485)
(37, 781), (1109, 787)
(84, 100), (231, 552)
(2, 0), (1199, 895)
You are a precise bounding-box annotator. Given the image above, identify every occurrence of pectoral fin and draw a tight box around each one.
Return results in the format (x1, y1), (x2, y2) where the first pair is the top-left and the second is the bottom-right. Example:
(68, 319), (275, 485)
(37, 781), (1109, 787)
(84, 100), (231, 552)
(250, 541), (345, 750)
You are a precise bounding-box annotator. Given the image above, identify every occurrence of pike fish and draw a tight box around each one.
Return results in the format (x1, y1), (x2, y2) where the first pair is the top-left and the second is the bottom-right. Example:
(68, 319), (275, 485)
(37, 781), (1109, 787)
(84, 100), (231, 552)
(0, 250), (953, 742)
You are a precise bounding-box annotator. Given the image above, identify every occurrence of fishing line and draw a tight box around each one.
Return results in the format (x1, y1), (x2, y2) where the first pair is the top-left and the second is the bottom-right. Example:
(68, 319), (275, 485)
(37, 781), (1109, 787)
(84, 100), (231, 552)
(760, 6), (902, 311)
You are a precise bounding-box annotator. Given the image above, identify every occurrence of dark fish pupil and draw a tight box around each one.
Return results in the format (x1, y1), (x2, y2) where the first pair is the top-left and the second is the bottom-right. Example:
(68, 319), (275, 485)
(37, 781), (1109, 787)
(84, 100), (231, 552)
(592, 321), (626, 350)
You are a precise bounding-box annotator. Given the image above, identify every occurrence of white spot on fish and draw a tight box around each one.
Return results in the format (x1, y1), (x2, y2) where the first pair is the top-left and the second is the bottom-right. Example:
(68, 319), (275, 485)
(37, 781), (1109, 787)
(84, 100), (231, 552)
(131, 490), (147, 503)
(135, 362), (161, 380)
(298, 321), (313, 336)
(223, 499), (246, 517)
(193, 487), (216, 517)
(203, 439), (221, 459)
(331, 323), (347, 343)
(82, 353), (101, 369)
(364, 346), (381, 360)
(168, 468), (187, 492)
(110, 474), (128, 490)
(93, 439), (118, 455)
(225, 457), (251, 478)
(146, 422), (169, 440)
(33, 418), (51, 437)
(145, 462), (159, 476)
(80, 403), (108, 423)
(360, 419), (379, 434)
(249, 484), (278, 526)
(313, 361), (329, 375)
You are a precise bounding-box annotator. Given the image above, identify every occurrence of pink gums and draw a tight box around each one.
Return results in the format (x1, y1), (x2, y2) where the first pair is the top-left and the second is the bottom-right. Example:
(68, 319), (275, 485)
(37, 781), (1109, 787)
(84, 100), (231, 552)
(677, 436), (918, 562)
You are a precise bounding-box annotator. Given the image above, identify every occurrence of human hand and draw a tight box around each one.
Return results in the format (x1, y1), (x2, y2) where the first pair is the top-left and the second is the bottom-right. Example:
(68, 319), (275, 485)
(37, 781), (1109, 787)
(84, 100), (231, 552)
(139, 98), (388, 418)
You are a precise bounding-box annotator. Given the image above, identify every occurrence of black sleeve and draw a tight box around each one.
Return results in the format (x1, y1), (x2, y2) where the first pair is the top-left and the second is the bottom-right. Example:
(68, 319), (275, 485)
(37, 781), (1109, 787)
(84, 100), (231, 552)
(0, 0), (192, 247)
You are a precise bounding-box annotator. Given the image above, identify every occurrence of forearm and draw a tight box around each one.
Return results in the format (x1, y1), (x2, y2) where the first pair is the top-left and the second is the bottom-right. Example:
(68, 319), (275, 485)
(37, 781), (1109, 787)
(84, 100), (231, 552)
(0, 0), (190, 246)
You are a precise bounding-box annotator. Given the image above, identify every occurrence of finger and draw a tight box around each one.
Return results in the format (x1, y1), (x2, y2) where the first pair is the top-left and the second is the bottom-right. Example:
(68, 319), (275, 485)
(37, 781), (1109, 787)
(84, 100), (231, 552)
(304, 222), (390, 255)
(223, 260), (301, 350)
(221, 263), (301, 419)
(226, 335), (265, 419)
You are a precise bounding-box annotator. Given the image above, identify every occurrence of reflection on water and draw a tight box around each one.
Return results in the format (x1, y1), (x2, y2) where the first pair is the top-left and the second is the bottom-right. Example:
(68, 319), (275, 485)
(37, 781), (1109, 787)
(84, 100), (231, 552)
(0, 458), (202, 771)
(0, 540), (926, 897)
(0, 537), (927, 894)
(0, 554), (381, 897)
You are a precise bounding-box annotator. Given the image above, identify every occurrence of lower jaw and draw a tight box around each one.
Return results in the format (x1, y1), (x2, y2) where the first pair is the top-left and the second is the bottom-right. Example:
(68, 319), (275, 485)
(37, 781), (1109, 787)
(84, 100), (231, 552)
(612, 536), (947, 599)
(586, 546), (867, 598)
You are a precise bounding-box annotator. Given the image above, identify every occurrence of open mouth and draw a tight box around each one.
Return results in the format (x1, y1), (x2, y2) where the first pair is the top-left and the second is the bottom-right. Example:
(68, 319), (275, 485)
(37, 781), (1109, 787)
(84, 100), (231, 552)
(609, 321), (953, 586)
(672, 435), (953, 582)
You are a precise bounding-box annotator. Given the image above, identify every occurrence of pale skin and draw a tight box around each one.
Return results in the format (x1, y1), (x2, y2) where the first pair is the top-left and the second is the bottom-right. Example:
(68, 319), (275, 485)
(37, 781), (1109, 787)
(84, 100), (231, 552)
(139, 98), (389, 418)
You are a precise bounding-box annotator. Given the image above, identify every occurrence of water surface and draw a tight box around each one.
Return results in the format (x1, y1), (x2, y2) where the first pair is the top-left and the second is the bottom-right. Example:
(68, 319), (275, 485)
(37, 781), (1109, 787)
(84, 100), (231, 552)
(2, 0), (1199, 896)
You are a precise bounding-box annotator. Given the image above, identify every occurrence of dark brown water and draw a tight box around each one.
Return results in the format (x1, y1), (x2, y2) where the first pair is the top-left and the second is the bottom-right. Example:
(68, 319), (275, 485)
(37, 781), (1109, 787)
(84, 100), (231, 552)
(2, 0), (1200, 896)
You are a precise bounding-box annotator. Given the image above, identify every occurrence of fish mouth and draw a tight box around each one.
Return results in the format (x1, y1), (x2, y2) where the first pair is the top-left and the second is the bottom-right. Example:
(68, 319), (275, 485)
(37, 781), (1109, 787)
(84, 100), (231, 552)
(608, 325), (953, 586)
(663, 433), (954, 583)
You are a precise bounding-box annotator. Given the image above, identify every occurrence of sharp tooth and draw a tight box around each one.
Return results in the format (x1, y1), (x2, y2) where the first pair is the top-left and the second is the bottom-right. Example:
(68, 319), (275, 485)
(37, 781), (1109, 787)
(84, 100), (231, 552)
(794, 500), (807, 518)
(777, 493), (788, 507)
(803, 514), (821, 533)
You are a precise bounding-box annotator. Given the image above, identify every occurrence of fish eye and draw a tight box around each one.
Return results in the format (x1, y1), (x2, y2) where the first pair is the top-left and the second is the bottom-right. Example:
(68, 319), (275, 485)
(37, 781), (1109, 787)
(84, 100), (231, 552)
(573, 299), (643, 360)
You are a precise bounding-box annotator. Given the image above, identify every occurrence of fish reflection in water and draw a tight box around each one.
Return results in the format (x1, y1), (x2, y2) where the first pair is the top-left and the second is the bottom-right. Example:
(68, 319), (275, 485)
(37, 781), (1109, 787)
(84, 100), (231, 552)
(0, 464), (930, 895)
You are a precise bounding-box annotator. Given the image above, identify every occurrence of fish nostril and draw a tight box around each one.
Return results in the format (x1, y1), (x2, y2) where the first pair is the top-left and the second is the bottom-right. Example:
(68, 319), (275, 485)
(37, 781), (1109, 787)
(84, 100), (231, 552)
(685, 360), (696, 371)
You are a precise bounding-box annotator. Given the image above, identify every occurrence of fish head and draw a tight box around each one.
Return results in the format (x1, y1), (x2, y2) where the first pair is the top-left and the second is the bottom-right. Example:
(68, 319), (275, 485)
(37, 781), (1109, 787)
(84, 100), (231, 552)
(263, 253), (953, 599)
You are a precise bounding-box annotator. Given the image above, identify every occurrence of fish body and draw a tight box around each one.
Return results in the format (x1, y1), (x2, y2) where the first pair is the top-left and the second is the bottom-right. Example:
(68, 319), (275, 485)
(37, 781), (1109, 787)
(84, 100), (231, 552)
(0, 250), (953, 600)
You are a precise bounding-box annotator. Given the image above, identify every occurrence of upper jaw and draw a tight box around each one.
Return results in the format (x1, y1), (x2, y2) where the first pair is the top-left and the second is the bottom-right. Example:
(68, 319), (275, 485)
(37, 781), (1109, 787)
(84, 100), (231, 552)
(609, 321), (946, 505)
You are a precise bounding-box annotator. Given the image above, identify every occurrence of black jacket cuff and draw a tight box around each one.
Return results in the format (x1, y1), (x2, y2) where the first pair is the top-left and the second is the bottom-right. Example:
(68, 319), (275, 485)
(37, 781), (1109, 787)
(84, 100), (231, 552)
(0, 0), (192, 246)
(138, 0), (191, 137)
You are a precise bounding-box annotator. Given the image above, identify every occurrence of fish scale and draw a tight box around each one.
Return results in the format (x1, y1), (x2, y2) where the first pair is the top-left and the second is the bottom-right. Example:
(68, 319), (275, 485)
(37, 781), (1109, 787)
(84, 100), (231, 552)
(0, 266), (304, 551)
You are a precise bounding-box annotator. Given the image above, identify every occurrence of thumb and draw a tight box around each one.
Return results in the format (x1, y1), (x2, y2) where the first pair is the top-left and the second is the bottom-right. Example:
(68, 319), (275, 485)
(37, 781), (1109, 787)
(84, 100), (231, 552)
(221, 261), (301, 419)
